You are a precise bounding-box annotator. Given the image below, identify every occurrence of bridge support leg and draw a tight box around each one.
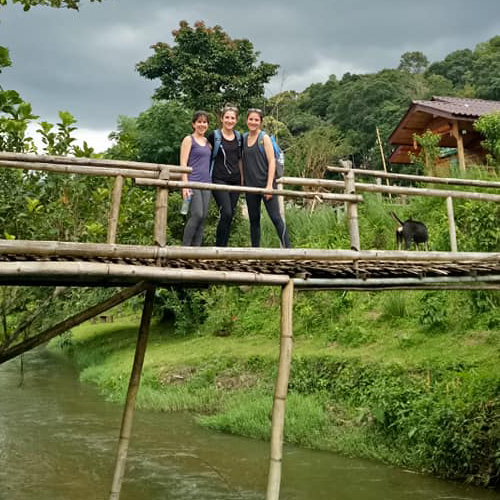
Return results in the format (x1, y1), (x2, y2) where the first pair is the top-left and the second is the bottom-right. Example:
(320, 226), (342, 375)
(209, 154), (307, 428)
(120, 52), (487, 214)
(344, 169), (360, 251)
(266, 280), (294, 500)
(109, 287), (156, 500)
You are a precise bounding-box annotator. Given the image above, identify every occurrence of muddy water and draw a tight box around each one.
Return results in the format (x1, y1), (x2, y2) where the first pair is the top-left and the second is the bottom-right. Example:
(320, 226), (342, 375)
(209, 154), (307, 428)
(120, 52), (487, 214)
(1, 350), (499, 500)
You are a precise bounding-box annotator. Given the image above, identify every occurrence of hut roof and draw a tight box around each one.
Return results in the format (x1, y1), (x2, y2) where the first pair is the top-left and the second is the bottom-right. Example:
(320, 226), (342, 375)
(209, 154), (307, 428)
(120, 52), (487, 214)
(388, 96), (500, 164)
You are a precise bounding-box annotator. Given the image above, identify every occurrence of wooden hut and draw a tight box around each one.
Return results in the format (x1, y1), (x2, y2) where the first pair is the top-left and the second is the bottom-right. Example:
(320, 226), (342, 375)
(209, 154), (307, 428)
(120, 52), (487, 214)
(388, 96), (500, 173)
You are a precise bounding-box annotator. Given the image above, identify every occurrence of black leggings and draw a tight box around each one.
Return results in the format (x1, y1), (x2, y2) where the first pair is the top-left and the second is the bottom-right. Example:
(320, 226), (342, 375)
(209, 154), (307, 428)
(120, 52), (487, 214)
(212, 181), (240, 247)
(245, 193), (291, 248)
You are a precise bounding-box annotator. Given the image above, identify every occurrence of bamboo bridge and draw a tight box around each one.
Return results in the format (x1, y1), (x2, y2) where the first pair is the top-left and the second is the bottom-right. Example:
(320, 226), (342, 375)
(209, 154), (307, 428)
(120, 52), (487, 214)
(0, 151), (499, 500)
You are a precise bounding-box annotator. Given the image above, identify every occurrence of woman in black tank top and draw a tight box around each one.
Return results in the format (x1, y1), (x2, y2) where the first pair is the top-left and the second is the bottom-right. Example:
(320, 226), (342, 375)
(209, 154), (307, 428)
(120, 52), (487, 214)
(242, 109), (291, 248)
(208, 105), (243, 246)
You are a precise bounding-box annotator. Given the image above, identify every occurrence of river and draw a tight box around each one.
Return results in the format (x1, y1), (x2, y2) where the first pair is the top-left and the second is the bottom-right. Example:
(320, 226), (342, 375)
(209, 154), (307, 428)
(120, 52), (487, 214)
(1, 349), (499, 500)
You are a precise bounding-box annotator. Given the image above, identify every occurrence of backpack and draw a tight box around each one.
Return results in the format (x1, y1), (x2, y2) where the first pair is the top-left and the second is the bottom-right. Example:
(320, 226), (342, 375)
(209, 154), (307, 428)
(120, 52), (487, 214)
(210, 129), (242, 176)
(244, 131), (285, 178)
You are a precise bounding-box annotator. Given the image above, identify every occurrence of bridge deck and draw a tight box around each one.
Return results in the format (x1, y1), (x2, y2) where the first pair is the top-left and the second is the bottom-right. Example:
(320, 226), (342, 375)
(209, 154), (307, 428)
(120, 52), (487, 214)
(0, 240), (499, 289)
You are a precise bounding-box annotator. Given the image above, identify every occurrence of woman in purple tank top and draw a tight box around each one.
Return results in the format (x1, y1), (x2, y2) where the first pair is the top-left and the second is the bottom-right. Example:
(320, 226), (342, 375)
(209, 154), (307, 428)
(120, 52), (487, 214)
(180, 111), (212, 246)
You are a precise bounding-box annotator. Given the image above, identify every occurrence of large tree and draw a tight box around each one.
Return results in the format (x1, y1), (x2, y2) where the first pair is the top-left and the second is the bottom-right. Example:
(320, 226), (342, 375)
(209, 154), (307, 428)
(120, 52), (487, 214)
(398, 51), (429, 74)
(136, 20), (279, 111)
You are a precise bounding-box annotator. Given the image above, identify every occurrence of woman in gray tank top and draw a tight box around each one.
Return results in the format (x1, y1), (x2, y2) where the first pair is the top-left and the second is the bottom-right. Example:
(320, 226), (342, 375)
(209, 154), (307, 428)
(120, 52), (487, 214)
(242, 109), (291, 248)
(180, 111), (212, 246)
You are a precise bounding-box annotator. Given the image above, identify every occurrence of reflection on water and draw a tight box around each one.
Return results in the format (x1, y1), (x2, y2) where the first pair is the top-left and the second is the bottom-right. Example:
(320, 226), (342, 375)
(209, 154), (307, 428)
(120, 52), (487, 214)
(0, 349), (499, 500)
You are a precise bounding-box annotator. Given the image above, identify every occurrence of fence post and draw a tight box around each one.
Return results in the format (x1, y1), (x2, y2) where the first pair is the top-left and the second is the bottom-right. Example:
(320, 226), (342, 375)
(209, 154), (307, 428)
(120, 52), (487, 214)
(153, 167), (169, 247)
(344, 168), (360, 251)
(376, 177), (382, 201)
(109, 287), (155, 500)
(266, 279), (294, 500)
(107, 175), (124, 244)
(446, 196), (458, 252)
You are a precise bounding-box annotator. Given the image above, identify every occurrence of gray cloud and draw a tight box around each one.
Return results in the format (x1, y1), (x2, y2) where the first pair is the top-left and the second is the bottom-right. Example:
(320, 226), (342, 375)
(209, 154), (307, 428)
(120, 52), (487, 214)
(1, 0), (499, 143)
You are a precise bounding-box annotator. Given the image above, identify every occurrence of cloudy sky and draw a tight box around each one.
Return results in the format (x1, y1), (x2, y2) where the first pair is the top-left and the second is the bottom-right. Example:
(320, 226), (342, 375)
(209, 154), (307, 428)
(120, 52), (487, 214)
(1, 0), (499, 151)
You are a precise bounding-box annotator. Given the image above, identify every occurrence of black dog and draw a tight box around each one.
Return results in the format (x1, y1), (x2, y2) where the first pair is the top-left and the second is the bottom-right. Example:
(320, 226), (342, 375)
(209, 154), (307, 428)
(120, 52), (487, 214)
(390, 212), (429, 250)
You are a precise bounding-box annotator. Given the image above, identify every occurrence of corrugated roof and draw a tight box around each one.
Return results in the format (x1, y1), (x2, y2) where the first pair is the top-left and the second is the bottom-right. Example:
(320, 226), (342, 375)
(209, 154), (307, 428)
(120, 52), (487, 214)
(413, 96), (500, 118)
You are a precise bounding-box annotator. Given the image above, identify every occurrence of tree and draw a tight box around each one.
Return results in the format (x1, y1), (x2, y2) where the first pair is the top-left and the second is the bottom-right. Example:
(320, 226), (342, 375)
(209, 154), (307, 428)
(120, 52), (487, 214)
(135, 100), (191, 165)
(136, 20), (279, 111)
(299, 75), (340, 118)
(474, 112), (500, 168)
(426, 49), (474, 89)
(327, 69), (421, 162)
(398, 51), (429, 74)
(409, 130), (441, 175)
(287, 125), (350, 180)
(0, 90), (38, 152)
(266, 90), (323, 136)
(105, 115), (139, 161)
(0, 0), (103, 11)
(470, 36), (500, 100)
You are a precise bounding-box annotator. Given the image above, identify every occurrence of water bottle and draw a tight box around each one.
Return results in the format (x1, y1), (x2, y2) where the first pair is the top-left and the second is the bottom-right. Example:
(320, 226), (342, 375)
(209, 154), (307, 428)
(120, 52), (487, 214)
(180, 195), (192, 215)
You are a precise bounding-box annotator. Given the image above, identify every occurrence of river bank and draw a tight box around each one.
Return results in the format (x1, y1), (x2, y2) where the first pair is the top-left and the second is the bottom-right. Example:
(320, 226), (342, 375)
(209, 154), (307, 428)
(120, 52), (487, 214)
(51, 304), (500, 490)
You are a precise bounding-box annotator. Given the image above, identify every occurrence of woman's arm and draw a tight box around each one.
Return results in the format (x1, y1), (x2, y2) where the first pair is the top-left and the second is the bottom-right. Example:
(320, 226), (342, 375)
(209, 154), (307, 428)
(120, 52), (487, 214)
(263, 134), (275, 200)
(180, 135), (192, 199)
(238, 158), (244, 185)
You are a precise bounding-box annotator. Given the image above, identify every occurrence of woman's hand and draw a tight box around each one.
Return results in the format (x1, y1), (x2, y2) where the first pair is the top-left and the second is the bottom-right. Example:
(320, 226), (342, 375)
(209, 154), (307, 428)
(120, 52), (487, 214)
(182, 188), (192, 200)
(264, 183), (273, 200)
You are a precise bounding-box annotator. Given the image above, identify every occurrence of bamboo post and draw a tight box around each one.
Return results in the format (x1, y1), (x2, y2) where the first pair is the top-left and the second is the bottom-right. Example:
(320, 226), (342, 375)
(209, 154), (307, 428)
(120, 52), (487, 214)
(108, 175), (124, 244)
(376, 126), (392, 199)
(153, 167), (169, 247)
(452, 121), (466, 172)
(266, 279), (294, 500)
(277, 180), (285, 221)
(344, 169), (360, 251)
(376, 178), (382, 201)
(109, 287), (155, 500)
(446, 196), (458, 252)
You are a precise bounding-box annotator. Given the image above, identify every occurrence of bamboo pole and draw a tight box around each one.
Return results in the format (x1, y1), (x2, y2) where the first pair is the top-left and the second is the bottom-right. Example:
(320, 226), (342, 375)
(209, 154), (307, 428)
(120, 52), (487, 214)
(452, 121), (466, 172)
(344, 169), (360, 251)
(297, 284), (500, 291)
(0, 282), (150, 365)
(281, 176), (500, 203)
(0, 239), (499, 263)
(376, 126), (392, 199)
(135, 177), (362, 202)
(108, 175), (124, 244)
(293, 275), (500, 288)
(153, 167), (169, 247)
(109, 287), (155, 500)
(376, 178), (382, 201)
(0, 151), (191, 174)
(326, 166), (500, 189)
(446, 196), (458, 252)
(0, 261), (290, 286)
(276, 180), (286, 220)
(0, 159), (185, 181)
(266, 280), (294, 500)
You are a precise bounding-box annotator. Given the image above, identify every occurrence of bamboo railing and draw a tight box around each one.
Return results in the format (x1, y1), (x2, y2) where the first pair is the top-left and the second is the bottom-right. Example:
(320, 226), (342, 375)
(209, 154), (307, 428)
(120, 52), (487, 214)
(1, 152), (500, 253)
(281, 164), (500, 252)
